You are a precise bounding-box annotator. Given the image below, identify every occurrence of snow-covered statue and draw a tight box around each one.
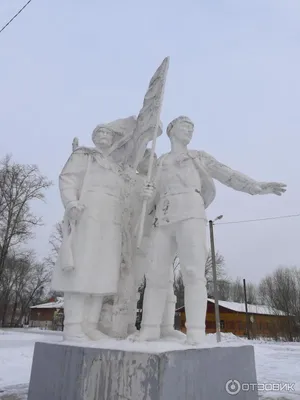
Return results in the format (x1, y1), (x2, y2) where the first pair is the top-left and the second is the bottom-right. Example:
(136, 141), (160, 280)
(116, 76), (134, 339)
(51, 118), (135, 341)
(126, 149), (158, 335)
(51, 57), (170, 341)
(138, 115), (287, 345)
(127, 149), (185, 341)
(96, 150), (157, 339)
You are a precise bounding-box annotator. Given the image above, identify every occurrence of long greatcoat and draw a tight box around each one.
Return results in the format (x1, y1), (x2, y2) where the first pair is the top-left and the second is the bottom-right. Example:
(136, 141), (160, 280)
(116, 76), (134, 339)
(51, 147), (124, 296)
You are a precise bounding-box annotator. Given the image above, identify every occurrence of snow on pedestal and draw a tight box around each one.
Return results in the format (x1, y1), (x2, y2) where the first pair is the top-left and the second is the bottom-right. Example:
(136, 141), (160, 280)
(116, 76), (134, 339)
(27, 338), (258, 400)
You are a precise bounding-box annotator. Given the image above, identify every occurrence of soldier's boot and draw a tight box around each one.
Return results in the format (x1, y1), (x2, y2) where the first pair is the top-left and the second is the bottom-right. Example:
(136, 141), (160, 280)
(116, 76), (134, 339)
(160, 291), (186, 341)
(135, 286), (168, 342)
(63, 292), (89, 341)
(84, 295), (110, 341)
(184, 280), (207, 345)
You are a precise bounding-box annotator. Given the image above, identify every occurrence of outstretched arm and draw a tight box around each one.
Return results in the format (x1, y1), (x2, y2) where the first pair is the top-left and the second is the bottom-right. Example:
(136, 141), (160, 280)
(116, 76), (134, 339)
(199, 151), (286, 196)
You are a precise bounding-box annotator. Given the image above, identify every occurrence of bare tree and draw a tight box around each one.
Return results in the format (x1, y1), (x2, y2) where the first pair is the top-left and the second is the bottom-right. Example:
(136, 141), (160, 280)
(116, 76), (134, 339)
(45, 222), (63, 268)
(0, 155), (52, 280)
(205, 251), (228, 298)
(43, 222), (64, 298)
(245, 282), (258, 304)
(229, 277), (245, 303)
(15, 260), (51, 325)
(205, 251), (227, 286)
(259, 266), (300, 341)
(49, 223), (63, 255)
(0, 155), (52, 325)
(228, 278), (258, 304)
(217, 279), (231, 301)
(0, 251), (50, 326)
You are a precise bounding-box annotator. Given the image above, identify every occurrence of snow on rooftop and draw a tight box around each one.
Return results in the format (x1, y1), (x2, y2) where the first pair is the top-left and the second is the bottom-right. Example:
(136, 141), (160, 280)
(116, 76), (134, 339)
(32, 297), (285, 316)
(30, 297), (64, 309)
(208, 299), (285, 316)
(177, 299), (285, 316)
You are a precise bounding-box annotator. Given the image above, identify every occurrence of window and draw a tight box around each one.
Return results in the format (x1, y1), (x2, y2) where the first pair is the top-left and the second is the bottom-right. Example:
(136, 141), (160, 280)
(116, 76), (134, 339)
(220, 320), (225, 329)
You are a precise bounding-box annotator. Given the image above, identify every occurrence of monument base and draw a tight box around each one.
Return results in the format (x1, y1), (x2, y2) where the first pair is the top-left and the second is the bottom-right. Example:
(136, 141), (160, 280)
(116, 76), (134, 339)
(28, 341), (258, 400)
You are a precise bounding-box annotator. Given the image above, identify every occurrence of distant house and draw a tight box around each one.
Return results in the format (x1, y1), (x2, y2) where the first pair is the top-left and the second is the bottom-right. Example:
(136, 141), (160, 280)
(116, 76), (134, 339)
(176, 299), (288, 338)
(30, 297), (64, 330)
(30, 296), (143, 332)
(31, 296), (289, 338)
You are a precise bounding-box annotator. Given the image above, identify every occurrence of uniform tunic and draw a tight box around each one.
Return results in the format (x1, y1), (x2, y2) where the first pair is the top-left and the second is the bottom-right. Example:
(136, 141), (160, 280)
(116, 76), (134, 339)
(51, 148), (124, 295)
(155, 153), (207, 226)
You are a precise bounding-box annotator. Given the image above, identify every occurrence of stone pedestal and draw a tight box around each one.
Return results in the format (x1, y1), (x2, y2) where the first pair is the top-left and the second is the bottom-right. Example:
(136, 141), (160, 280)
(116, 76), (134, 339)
(28, 342), (258, 400)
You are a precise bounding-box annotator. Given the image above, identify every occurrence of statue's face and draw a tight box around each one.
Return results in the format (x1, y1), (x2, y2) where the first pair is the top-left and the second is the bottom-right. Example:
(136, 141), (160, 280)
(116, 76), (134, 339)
(171, 120), (194, 145)
(94, 129), (114, 149)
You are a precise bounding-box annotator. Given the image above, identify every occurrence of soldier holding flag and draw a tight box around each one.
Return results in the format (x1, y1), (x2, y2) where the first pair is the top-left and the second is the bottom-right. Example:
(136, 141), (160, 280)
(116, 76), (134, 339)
(51, 58), (170, 341)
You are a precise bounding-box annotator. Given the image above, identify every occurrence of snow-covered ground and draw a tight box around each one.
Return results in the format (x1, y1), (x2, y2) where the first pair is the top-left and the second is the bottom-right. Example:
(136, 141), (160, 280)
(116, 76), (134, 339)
(0, 329), (62, 400)
(0, 329), (299, 399)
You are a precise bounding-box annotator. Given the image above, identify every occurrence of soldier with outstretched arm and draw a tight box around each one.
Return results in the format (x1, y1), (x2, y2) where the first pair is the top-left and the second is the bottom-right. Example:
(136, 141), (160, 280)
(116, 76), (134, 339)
(139, 116), (286, 345)
(128, 149), (186, 341)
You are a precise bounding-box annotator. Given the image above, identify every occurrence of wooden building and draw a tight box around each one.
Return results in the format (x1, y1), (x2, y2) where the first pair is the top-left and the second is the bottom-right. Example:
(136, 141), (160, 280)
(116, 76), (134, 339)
(31, 296), (289, 338)
(30, 297), (64, 330)
(176, 299), (288, 338)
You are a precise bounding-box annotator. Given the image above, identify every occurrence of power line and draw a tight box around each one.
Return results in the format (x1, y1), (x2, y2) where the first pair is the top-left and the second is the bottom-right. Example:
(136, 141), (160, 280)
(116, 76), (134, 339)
(0, 0), (33, 35)
(215, 213), (300, 226)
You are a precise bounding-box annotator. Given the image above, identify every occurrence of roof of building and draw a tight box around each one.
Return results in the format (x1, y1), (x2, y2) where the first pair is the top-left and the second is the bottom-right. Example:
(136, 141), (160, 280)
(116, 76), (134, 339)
(32, 297), (285, 316)
(176, 298), (285, 316)
(30, 297), (64, 309)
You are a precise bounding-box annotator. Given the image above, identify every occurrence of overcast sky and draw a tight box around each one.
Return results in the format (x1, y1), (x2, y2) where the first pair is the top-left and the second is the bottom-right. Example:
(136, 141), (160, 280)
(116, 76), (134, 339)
(1, 0), (299, 283)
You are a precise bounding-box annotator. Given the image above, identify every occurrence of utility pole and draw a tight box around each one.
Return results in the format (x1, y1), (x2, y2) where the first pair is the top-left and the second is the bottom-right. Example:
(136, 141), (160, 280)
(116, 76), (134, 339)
(209, 215), (223, 343)
(243, 278), (251, 340)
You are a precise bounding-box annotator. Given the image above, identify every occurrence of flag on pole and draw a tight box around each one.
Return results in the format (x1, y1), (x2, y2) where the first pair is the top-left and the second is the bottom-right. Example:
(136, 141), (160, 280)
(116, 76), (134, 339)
(127, 56), (170, 170)
(135, 56), (170, 247)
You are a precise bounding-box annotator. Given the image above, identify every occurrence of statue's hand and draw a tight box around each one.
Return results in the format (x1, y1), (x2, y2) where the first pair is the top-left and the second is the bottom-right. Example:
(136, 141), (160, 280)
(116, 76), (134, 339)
(67, 202), (85, 221)
(141, 180), (156, 199)
(258, 181), (287, 196)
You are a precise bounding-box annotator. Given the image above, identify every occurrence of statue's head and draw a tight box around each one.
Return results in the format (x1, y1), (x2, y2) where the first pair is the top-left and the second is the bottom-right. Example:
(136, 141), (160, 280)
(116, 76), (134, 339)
(92, 116), (137, 151)
(166, 116), (194, 145)
(137, 148), (157, 175)
(92, 126), (115, 150)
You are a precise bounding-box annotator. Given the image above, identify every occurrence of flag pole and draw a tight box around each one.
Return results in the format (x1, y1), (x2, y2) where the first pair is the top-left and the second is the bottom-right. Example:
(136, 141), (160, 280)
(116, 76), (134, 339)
(136, 57), (170, 248)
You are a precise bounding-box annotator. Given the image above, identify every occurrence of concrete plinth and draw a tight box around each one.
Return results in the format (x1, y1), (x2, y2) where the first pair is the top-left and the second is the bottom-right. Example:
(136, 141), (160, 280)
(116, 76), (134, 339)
(28, 342), (258, 400)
